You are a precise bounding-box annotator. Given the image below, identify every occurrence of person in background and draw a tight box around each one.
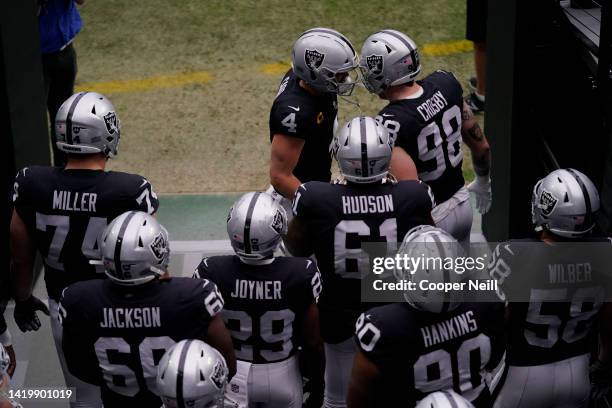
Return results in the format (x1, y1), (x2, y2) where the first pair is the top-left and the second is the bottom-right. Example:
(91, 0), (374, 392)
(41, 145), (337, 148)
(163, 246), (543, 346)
(465, 0), (487, 112)
(38, 0), (86, 166)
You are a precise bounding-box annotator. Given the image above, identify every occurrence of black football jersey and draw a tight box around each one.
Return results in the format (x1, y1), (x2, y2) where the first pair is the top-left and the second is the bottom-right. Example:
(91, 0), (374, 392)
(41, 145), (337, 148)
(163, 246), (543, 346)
(12, 166), (159, 301)
(377, 70), (465, 203)
(269, 70), (338, 184)
(356, 299), (505, 407)
(489, 238), (610, 366)
(293, 179), (434, 343)
(194, 255), (321, 364)
(59, 277), (224, 407)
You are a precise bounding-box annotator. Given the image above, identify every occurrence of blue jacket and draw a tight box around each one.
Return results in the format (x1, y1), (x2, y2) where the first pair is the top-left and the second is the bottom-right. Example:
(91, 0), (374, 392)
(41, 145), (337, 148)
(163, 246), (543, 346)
(39, 0), (82, 54)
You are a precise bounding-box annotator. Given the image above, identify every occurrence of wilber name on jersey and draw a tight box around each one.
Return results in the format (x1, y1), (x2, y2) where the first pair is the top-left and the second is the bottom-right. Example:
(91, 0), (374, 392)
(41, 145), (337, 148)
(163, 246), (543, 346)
(12, 166), (159, 301)
(269, 70), (337, 184)
(195, 255), (321, 364)
(488, 238), (610, 366)
(376, 70), (465, 204)
(292, 179), (433, 343)
(59, 277), (223, 407)
(355, 296), (505, 407)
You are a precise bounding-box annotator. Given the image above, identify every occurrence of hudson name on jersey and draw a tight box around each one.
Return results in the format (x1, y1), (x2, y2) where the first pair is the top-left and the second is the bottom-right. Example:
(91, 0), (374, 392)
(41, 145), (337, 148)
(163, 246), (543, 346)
(376, 70), (465, 203)
(292, 179), (433, 343)
(12, 166), (159, 301)
(269, 70), (337, 184)
(195, 255), (322, 363)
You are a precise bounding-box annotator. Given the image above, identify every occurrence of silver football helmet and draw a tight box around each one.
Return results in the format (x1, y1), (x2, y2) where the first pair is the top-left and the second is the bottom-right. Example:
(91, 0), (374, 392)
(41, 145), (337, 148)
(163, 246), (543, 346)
(227, 192), (287, 261)
(394, 225), (464, 313)
(331, 116), (393, 184)
(416, 391), (475, 408)
(531, 168), (600, 238)
(359, 29), (421, 95)
(157, 339), (228, 408)
(55, 92), (121, 157)
(0, 344), (9, 377)
(292, 28), (359, 95)
(98, 211), (170, 285)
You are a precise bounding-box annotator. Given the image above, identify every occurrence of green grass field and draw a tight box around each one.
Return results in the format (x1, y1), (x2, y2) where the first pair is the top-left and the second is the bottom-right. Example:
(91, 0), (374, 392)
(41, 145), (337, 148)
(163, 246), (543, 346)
(74, 0), (477, 193)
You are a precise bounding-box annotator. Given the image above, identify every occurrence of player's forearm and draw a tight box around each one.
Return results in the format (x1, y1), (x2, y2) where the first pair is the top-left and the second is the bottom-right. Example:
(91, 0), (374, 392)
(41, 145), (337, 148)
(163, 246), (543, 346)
(270, 171), (301, 199)
(471, 146), (491, 177)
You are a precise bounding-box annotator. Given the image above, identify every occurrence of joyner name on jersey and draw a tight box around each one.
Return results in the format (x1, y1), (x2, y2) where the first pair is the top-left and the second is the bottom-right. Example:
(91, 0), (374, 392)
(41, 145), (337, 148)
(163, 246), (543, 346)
(53, 190), (97, 212)
(231, 279), (282, 300)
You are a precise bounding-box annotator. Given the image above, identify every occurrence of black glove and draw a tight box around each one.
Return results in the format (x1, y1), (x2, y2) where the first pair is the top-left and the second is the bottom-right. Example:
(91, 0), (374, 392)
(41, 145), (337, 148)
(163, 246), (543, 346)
(591, 359), (612, 402)
(303, 376), (324, 408)
(14, 296), (49, 332)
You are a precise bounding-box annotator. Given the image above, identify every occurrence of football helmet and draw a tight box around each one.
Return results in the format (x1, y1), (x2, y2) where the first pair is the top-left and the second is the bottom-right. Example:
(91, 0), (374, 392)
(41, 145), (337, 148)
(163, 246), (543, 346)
(97, 211), (170, 285)
(394, 225), (465, 313)
(292, 28), (359, 95)
(0, 344), (9, 376)
(227, 192), (287, 261)
(55, 92), (121, 157)
(416, 390), (475, 408)
(331, 116), (393, 184)
(157, 339), (228, 408)
(359, 29), (421, 95)
(531, 168), (600, 238)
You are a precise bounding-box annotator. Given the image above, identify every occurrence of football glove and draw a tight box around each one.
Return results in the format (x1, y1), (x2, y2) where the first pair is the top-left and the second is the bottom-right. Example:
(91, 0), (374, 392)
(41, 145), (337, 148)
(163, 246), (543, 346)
(590, 359), (612, 402)
(467, 175), (492, 214)
(14, 296), (49, 332)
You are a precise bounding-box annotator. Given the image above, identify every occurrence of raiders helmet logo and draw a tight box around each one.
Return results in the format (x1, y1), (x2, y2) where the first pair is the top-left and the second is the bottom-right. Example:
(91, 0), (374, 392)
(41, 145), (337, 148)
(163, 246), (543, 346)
(305, 49), (324, 71)
(271, 209), (285, 234)
(539, 190), (558, 216)
(366, 55), (383, 75)
(149, 232), (167, 261)
(103, 112), (119, 135)
(210, 361), (227, 390)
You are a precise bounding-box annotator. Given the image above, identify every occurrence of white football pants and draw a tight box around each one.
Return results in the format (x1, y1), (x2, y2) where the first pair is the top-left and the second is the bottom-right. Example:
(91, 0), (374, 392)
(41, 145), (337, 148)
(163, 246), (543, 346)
(49, 299), (103, 408)
(493, 354), (590, 408)
(324, 338), (357, 408)
(432, 186), (473, 244)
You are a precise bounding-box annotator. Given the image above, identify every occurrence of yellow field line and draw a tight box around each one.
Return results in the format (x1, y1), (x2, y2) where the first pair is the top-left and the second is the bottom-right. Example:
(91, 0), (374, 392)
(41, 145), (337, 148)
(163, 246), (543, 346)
(76, 39), (472, 94)
(259, 39), (474, 75)
(75, 71), (214, 94)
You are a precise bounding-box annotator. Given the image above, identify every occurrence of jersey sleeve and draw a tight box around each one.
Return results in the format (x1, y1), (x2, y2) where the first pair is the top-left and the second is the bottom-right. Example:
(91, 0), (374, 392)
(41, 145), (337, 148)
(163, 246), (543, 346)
(270, 99), (317, 141)
(59, 286), (102, 385)
(298, 259), (323, 306)
(192, 278), (225, 320)
(12, 167), (34, 221)
(129, 176), (159, 215)
(488, 241), (518, 302)
(193, 257), (213, 280)
(354, 311), (393, 369)
(292, 182), (317, 218)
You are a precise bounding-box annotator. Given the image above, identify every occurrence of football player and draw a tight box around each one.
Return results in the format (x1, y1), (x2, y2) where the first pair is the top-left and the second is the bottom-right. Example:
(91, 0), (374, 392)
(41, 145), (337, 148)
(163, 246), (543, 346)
(347, 226), (505, 408)
(360, 29), (493, 242)
(10, 91), (159, 408)
(0, 345), (23, 408)
(268, 27), (359, 216)
(287, 116), (435, 408)
(156, 339), (229, 408)
(59, 211), (236, 408)
(194, 192), (323, 408)
(490, 169), (612, 408)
